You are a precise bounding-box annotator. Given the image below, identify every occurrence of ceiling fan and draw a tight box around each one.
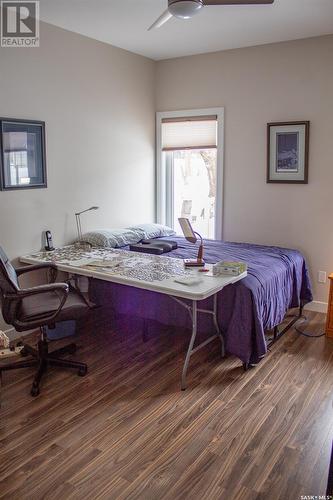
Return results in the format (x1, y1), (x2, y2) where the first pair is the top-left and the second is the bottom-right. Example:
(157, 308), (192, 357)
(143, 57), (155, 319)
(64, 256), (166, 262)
(148, 0), (274, 30)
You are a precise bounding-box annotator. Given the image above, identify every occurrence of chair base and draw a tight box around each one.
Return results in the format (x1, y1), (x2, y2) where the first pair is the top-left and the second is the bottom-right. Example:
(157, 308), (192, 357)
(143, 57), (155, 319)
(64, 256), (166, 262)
(0, 338), (87, 397)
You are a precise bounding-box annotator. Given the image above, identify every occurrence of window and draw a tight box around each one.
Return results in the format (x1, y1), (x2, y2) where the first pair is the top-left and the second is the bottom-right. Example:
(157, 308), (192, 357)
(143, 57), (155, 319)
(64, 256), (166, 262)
(156, 109), (224, 239)
(8, 150), (29, 185)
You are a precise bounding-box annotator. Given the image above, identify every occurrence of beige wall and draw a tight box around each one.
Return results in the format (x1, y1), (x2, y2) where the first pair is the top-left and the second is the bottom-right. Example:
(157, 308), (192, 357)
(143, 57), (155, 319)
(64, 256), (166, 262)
(156, 35), (333, 304)
(0, 22), (155, 330)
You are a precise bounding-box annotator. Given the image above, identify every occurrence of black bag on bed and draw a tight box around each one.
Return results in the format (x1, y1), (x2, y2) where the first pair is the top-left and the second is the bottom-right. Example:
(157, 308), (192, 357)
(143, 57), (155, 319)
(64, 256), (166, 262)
(129, 239), (178, 255)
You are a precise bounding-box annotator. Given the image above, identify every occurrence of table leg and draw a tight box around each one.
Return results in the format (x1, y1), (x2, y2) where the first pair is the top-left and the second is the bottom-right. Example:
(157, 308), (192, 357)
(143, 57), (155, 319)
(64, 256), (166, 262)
(181, 300), (197, 391)
(213, 294), (225, 358)
(177, 294), (225, 391)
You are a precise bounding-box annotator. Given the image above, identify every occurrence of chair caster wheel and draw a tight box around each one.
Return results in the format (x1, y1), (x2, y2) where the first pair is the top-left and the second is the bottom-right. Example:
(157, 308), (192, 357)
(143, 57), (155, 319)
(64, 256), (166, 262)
(78, 366), (87, 377)
(20, 348), (29, 357)
(31, 385), (40, 397)
(68, 344), (77, 355)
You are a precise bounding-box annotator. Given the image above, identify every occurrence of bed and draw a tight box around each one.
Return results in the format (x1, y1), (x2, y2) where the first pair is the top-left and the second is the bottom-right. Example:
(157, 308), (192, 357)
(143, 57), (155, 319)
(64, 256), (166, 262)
(90, 237), (313, 366)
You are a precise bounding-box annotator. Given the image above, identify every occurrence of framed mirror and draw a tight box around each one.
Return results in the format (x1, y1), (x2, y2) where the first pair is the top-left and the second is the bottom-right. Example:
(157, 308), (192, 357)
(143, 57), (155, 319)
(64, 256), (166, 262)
(0, 118), (47, 191)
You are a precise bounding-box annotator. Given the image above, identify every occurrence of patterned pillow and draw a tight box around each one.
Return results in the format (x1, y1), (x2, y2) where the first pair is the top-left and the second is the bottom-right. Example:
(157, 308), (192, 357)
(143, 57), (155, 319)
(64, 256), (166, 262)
(81, 229), (142, 248)
(127, 223), (176, 239)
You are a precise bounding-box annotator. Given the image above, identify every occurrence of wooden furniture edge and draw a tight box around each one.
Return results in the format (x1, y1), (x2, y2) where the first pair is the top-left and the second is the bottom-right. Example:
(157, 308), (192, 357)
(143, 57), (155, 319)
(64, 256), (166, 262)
(325, 273), (333, 338)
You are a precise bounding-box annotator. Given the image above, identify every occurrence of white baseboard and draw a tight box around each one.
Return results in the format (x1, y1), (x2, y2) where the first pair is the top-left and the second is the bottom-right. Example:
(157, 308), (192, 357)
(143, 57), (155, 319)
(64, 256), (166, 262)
(304, 301), (328, 314)
(3, 326), (14, 336)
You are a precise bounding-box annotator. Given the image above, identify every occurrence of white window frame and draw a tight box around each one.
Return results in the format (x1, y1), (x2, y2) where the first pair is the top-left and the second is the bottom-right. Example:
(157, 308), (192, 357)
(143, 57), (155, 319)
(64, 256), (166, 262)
(156, 107), (224, 240)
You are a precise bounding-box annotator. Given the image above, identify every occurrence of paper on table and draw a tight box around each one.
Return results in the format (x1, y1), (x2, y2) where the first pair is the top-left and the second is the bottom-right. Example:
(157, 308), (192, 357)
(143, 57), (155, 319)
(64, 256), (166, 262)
(86, 260), (119, 268)
(66, 259), (93, 267)
(67, 259), (117, 268)
(174, 276), (203, 286)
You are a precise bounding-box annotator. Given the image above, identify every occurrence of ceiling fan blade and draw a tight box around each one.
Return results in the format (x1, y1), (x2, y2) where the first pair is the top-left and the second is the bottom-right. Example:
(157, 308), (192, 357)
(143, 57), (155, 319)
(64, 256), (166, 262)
(148, 9), (173, 30)
(203, 0), (274, 4)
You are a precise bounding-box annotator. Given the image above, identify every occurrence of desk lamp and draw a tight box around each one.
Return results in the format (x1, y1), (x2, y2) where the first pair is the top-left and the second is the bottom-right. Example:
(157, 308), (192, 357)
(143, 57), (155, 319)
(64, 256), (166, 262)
(178, 217), (205, 267)
(75, 206), (99, 243)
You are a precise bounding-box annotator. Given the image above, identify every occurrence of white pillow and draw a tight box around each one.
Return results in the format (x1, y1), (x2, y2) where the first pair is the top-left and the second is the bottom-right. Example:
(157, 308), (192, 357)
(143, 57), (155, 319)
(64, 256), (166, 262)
(127, 223), (176, 239)
(81, 228), (142, 248)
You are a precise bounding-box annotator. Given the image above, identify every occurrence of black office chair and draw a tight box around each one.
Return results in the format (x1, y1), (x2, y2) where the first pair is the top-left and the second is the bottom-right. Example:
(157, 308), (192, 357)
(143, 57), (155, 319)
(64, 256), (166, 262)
(0, 246), (91, 396)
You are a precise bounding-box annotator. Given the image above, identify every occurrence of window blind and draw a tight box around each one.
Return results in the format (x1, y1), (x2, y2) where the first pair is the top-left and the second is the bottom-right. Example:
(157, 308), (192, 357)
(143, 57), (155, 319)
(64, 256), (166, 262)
(161, 115), (217, 151)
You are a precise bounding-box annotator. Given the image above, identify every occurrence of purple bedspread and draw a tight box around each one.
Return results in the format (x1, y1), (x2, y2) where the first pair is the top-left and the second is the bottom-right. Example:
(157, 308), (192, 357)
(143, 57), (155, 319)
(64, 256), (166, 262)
(91, 238), (312, 364)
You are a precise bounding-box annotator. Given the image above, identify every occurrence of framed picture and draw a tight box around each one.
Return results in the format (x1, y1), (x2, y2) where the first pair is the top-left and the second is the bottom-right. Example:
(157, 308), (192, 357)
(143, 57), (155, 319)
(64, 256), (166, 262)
(267, 121), (310, 184)
(0, 118), (47, 191)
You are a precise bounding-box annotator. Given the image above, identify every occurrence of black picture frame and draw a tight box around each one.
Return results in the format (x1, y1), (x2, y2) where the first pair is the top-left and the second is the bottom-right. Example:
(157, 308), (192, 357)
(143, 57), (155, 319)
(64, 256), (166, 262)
(0, 118), (47, 191)
(267, 121), (310, 184)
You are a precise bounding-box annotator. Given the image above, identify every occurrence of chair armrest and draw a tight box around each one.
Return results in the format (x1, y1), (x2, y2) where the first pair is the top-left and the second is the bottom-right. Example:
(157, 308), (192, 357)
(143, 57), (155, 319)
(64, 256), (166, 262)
(5, 283), (69, 330)
(15, 262), (58, 282)
(15, 282), (69, 298)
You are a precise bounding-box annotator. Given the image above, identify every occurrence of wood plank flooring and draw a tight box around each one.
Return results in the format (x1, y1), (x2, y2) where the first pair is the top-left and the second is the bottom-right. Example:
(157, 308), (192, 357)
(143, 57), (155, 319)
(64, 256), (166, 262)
(0, 309), (332, 499)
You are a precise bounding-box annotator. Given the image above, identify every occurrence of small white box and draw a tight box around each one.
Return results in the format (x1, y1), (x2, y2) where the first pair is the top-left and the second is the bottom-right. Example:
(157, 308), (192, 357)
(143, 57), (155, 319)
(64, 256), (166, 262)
(212, 261), (247, 276)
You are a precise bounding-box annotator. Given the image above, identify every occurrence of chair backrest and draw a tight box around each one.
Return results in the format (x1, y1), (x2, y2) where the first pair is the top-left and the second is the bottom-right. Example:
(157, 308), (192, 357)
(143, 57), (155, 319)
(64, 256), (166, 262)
(0, 247), (19, 294)
(0, 247), (21, 326)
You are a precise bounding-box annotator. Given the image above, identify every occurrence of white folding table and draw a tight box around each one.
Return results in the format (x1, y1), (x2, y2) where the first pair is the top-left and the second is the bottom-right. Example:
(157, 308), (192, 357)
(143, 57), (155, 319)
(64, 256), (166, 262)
(21, 246), (247, 390)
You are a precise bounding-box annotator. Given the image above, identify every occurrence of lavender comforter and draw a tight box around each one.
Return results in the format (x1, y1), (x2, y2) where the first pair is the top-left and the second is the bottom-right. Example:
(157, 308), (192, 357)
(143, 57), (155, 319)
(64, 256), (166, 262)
(91, 238), (312, 364)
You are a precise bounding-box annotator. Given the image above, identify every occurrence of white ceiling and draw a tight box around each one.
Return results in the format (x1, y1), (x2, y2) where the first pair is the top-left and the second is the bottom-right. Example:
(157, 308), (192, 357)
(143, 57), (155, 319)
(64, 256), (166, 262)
(39, 0), (333, 60)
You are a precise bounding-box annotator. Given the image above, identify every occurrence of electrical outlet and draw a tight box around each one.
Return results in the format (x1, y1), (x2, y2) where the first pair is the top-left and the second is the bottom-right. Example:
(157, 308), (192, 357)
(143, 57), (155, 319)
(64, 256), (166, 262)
(318, 271), (327, 284)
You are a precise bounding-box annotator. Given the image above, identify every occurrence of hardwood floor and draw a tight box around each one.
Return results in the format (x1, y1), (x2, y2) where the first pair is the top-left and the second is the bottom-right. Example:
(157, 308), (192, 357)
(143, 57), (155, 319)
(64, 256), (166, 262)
(0, 309), (332, 499)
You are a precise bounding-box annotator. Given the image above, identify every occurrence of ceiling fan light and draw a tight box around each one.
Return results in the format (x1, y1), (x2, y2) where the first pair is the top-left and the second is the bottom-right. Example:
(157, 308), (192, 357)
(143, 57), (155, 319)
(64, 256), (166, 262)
(168, 0), (203, 20)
